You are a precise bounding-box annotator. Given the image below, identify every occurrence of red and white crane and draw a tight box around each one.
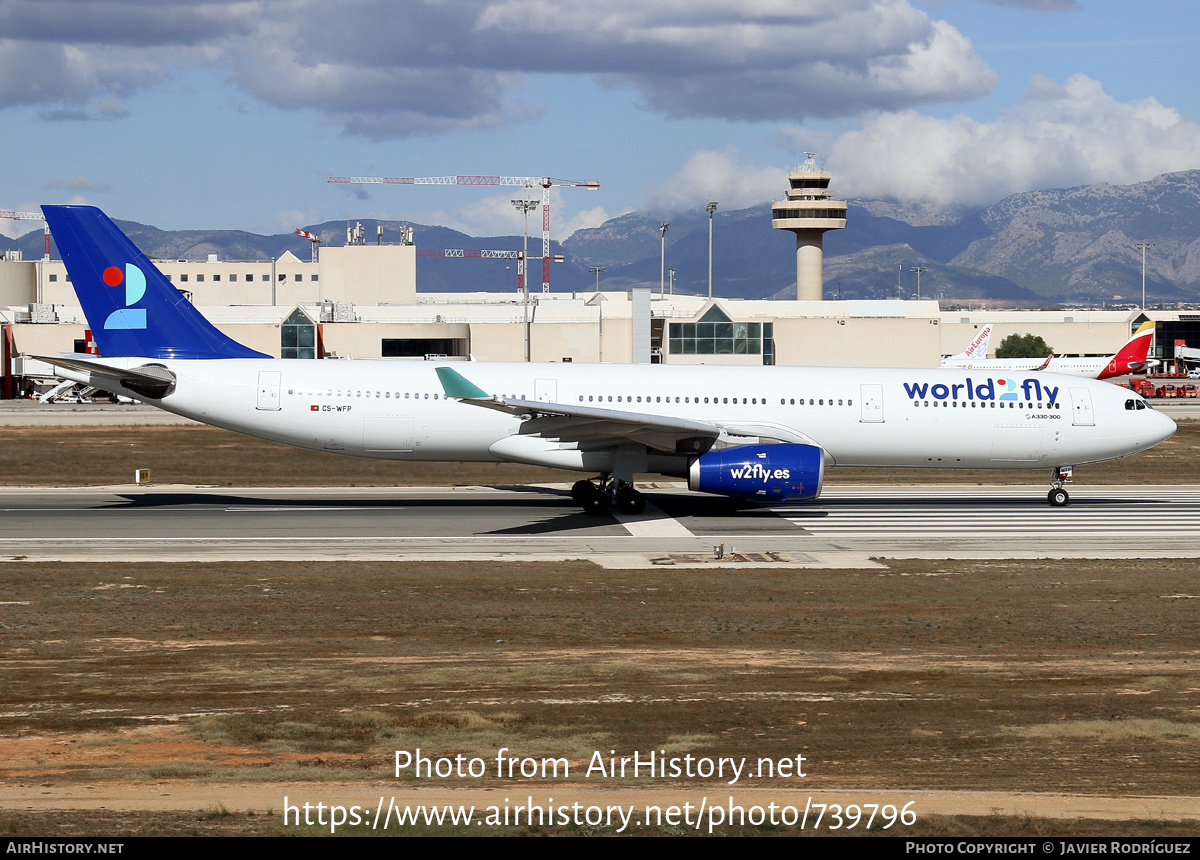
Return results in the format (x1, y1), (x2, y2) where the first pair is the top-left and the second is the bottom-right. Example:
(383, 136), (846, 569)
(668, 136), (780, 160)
(1, 210), (50, 259)
(294, 228), (321, 263)
(326, 175), (599, 293)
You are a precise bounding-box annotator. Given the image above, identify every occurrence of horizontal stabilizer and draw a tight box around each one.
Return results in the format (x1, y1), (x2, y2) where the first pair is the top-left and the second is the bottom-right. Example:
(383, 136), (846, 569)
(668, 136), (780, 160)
(35, 354), (176, 399)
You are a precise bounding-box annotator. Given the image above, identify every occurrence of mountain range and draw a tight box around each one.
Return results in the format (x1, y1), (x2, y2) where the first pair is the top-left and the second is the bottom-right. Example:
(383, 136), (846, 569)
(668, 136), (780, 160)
(7, 170), (1199, 306)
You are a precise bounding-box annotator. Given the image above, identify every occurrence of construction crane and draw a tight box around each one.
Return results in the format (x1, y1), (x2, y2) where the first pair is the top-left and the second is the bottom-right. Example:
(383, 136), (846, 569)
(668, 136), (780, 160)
(415, 249), (565, 295)
(417, 249), (522, 259)
(294, 228), (321, 263)
(326, 175), (599, 293)
(1, 210), (50, 259)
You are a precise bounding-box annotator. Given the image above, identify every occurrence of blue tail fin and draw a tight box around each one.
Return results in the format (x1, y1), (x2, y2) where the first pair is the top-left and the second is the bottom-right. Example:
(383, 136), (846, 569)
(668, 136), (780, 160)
(42, 205), (268, 359)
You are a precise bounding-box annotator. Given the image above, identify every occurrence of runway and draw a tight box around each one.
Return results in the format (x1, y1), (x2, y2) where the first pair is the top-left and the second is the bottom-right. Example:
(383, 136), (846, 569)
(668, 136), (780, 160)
(3, 483), (1198, 564)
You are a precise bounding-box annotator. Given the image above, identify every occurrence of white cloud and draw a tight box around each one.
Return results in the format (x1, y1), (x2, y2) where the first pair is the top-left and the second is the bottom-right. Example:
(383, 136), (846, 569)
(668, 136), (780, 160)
(557, 205), (614, 238)
(272, 207), (324, 233)
(42, 173), (111, 193)
(827, 74), (1200, 205)
(0, 0), (997, 137)
(645, 149), (788, 213)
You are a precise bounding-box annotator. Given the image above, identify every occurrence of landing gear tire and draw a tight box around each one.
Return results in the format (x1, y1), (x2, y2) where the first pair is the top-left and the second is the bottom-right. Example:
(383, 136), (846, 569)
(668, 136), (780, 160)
(571, 480), (595, 503)
(615, 486), (646, 515)
(582, 492), (609, 515)
(1048, 487), (1070, 507)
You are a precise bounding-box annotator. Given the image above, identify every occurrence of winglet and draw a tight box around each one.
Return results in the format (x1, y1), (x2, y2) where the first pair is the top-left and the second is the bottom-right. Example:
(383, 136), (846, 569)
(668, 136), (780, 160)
(436, 366), (491, 399)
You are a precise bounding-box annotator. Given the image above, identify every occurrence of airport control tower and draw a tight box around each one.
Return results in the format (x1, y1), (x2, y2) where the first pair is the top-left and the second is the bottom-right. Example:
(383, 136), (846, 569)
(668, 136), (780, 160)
(771, 153), (847, 301)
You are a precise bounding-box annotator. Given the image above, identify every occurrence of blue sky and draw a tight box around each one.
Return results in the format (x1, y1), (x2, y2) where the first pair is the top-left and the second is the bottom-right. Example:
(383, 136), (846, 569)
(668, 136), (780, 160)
(1, 0), (1198, 240)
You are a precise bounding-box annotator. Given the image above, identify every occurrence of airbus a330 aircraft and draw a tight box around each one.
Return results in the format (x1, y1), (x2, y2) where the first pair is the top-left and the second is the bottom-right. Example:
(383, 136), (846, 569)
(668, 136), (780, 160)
(36, 205), (1175, 512)
(940, 322), (1156, 380)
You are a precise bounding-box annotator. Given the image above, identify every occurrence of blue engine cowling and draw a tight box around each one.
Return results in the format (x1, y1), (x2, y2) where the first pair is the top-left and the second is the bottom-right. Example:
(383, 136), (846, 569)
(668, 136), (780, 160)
(688, 443), (825, 502)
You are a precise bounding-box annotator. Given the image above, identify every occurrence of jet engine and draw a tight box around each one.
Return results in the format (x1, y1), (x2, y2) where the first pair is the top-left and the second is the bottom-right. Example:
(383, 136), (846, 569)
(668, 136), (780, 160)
(688, 443), (824, 503)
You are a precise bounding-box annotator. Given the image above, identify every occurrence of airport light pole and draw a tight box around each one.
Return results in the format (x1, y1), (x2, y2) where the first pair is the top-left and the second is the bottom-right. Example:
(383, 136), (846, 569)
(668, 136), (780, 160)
(660, 222), (669, 296)
(513, 198), (539, 363)
(910, 266), (927, 300)
(1135, 242), (1154, 308)
(590, 266), (605, 293)
(706, 202), (717, 298)
(511, 199), (538, 297)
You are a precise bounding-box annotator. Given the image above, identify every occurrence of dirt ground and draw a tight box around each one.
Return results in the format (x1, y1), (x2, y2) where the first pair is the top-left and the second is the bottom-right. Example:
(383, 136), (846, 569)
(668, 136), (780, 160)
(2, 557), (1198, 836)
(1, 420), (1197, 487)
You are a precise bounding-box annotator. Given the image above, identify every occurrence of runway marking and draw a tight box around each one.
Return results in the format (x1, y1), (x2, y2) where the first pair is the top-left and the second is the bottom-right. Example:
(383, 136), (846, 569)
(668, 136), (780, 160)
(613, 503), (695, 537)
(775, 487), (1200, 537)
(222, 506), (399, 512)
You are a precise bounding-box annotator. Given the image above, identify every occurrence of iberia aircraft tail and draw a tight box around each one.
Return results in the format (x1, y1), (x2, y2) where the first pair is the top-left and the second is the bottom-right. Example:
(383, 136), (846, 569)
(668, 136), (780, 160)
(1099, 322), (1156, 380)
(41, 205), (267, 360)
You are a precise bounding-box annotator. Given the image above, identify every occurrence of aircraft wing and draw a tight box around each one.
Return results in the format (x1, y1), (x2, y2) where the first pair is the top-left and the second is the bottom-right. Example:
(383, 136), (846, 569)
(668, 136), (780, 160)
(33, 354), (176, 399)
(436, 366), (814, 453)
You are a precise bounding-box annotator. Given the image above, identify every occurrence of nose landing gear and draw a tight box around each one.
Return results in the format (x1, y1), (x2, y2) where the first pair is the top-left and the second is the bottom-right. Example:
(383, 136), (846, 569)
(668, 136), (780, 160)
(1048, 466), (1073, 507)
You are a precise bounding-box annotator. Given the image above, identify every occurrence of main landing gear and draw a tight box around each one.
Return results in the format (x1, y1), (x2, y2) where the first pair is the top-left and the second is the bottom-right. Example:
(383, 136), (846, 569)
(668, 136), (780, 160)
(572, 475), (646, 515)
(1048, 466), (1073, 507)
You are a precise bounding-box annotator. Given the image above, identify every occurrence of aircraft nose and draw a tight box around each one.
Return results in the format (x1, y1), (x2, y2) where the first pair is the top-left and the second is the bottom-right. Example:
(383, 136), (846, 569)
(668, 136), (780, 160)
(1150, 409), (1177, 445)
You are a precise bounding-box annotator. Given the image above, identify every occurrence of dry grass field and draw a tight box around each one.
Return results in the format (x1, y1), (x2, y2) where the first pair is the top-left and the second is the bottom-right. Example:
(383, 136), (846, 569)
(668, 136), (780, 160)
(1, 423), (1198, 836)
(1, 420), (1197, 487)
(2, 557), (1199, 836)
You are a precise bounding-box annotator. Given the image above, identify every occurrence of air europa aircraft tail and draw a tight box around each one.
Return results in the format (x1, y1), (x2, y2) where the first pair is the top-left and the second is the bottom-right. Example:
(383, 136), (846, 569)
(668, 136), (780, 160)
(41, 205), (267, 360)
(944, 324), (992, 362)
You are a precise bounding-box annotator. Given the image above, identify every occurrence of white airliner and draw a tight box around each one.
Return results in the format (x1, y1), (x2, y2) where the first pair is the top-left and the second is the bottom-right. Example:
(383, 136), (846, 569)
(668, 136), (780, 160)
(35, 205), (1175, 511)
(940, 323), (1156, 380)
(942, 324), (993, 364)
